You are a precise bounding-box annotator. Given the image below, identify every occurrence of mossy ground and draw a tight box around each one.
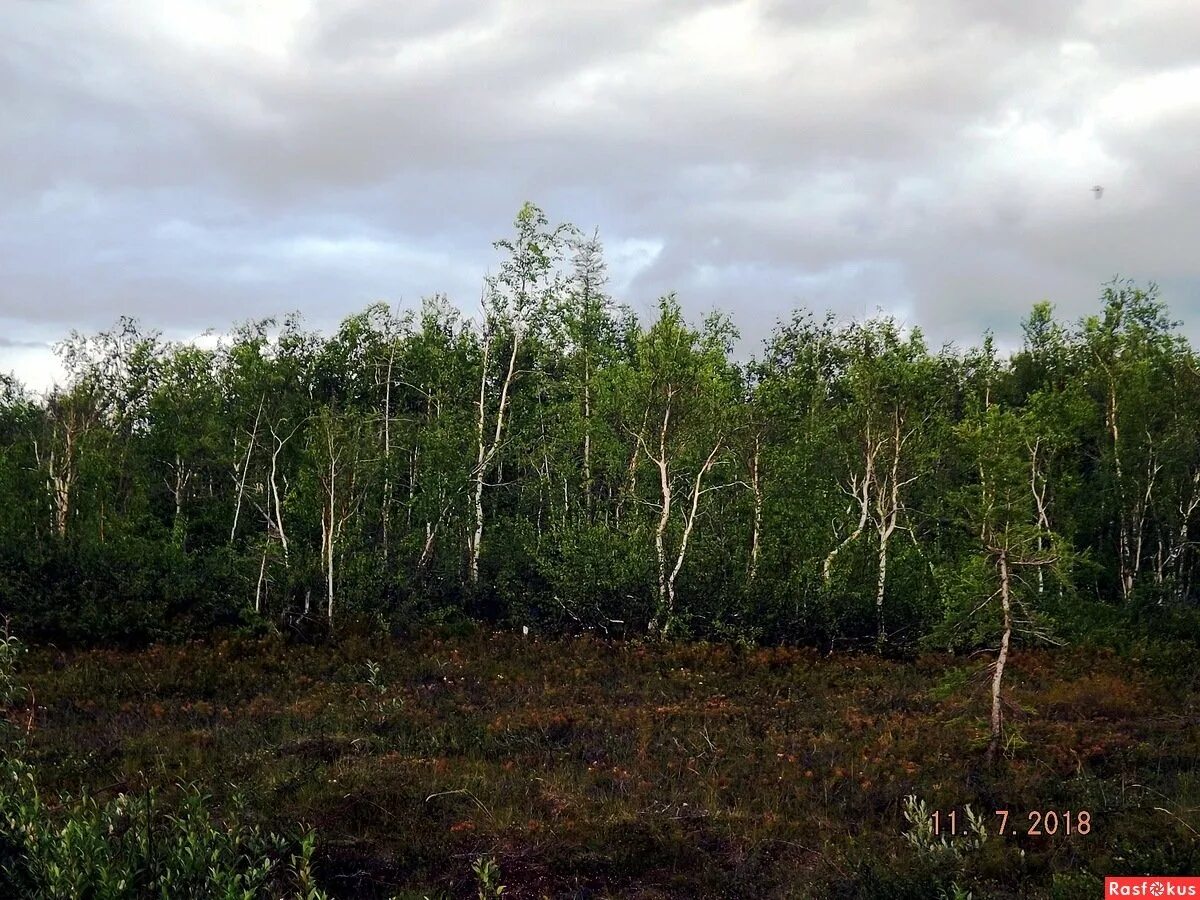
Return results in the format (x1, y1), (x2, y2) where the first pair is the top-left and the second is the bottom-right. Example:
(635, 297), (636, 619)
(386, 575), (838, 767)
(14, 632), (1200, 898)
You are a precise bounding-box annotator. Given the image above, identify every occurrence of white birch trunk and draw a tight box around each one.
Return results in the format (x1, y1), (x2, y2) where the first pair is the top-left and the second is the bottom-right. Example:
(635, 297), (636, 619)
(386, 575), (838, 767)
(749, 433), (762, 581)
(649, 402), (673, 635)
(230, 396), (263, 543)
(469, 326), (521, 583)
(988, 548), (1012, 763)
(823, 425), (879, 583)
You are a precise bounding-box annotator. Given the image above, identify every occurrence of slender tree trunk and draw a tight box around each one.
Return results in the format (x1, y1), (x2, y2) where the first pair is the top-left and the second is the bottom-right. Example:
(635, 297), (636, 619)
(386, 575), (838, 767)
(662, 440), (723, 637)
(1128, 451), (1160, 597)
(617, 402), (651, 528)
(407, 447), (417, 528)
(649, 403), (673, 636)
(1029, 439), (1051, 594)
(418, 521), (437, 573)
(325, 453), (337, 622)
(48, 454), (68, 537)
(469, 469), (485, 584)
(269, 425), (294, 564)
(873, 415), (906, 648)
(987, 548), (1012, 764)
(469, 328), (521, 583)
(45, 413), (82, 539)
(254, 544), (269, 614)
(749, 433), (762, 581)
(1108, 382), (1135, 601)
(583, 354), (592, 519)
(230, 396), (263, 543)
(1167, 470), (1200, 599)
(170, 456), (191, 544)
(823, 426), (877, 582)
(469, 332), (492, 583)
(326, 521), (335, 622)
(875, 526), (890, 648)
(469, 337), (491, 584)
(381, 347), (394, 566)
(50, 457), (72, 538)
(173, 459), (184, 529)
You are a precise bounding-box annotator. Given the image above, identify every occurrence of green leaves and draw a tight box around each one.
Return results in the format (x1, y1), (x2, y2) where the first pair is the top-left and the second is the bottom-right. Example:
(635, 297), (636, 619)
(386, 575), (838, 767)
(0, 764), (329, 900)
(0, 204), (1195, 648)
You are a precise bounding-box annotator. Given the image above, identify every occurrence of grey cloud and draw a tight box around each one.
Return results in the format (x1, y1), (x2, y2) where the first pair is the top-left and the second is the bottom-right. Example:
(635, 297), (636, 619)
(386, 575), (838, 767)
(1, 0), (1199, 379)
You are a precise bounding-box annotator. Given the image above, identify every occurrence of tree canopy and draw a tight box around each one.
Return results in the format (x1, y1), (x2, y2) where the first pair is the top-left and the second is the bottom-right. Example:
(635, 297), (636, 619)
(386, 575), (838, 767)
(2, 208), (1198, 655)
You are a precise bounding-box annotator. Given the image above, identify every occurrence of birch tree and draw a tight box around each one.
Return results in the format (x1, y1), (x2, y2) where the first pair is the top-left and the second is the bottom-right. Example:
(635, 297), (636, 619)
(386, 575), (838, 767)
(824, 320), (933, 646)
(467, 203), (571, 583)
(312, 406), (369, 623)
(634, 299), (741, 638)
(147, 344), (221, 547)
(950, 400), (1063, 764)
(1082, 282), (1182, 601)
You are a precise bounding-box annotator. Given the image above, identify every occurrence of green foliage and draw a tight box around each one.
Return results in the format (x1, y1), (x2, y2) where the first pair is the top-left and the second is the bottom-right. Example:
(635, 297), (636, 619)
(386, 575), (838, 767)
(471, 854), (506, 899)
(902, 795), (988, 860)
(0, 760), (329, 900)
(0, 205), (1196, 652)
(0, 625), (24, 715)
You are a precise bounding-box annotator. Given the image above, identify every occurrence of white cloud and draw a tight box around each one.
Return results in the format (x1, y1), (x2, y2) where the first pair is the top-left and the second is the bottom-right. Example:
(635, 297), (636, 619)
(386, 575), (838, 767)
(1, 0), (1198, 355)
(0, 345), (64, 395)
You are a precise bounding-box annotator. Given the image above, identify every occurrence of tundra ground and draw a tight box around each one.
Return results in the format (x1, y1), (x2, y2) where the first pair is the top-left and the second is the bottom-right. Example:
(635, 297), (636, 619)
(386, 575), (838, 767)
(17, 632), (1200, 898)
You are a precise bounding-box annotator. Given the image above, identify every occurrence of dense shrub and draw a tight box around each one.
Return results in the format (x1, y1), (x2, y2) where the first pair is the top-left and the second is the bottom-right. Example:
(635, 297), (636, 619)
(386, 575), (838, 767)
(0, 761), (328, 900)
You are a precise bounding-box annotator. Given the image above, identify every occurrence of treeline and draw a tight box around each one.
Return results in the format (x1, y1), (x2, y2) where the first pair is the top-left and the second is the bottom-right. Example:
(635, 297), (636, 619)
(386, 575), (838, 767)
(2, 203), (1199, 651)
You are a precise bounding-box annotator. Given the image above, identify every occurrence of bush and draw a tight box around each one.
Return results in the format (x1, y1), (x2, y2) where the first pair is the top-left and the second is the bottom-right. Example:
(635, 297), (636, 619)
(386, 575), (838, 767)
(0, 760), (329, 899)
(0, 624), (329, 899)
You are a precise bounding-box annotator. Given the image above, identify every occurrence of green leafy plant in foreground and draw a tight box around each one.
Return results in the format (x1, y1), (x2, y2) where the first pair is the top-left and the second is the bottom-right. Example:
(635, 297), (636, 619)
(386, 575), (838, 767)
(471, 854), (506, 899)
(0, 623), (25, 722)
(0, 626), (329, 900)
(0, 761), (329, 899)
(902, 794), (988, 860)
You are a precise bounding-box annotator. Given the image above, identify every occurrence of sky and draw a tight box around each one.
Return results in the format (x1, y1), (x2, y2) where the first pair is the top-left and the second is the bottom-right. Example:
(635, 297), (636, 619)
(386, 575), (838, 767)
(3, 0), (1200, 391)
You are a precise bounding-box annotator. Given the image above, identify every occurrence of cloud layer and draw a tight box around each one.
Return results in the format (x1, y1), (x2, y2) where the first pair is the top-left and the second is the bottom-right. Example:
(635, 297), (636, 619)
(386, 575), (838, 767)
(4, 0), (1200, 388)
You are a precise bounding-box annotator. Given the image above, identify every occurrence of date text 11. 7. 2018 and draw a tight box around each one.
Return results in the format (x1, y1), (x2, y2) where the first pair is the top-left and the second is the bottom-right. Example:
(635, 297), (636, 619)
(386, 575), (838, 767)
(929, 809), (1091, 837)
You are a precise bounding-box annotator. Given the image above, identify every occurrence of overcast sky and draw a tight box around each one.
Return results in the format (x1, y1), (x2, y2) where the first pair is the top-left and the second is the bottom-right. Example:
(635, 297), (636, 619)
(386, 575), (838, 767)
(3, 0), (1200, 390)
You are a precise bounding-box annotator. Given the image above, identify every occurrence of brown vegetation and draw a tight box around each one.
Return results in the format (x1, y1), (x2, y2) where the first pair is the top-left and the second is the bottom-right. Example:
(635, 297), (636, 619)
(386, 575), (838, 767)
(16, 631), (1200, 898)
